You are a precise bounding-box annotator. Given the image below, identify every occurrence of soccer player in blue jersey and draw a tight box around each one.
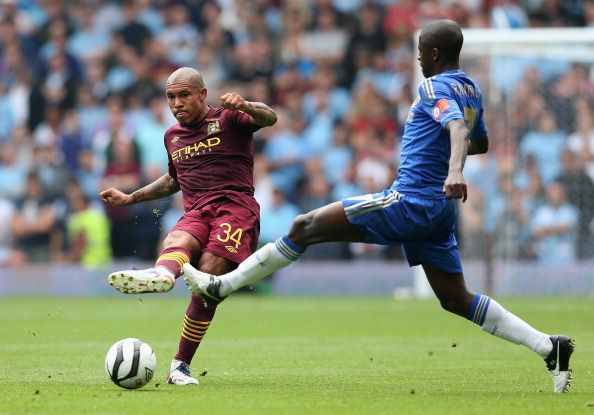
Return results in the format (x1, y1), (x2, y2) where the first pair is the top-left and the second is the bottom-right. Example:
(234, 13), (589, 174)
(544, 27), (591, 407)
(183, 19), (574, 393)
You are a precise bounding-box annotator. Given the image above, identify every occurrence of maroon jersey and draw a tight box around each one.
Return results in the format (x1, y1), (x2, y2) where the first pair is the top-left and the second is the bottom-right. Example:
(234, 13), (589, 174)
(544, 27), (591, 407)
(164, 106), (261, 215)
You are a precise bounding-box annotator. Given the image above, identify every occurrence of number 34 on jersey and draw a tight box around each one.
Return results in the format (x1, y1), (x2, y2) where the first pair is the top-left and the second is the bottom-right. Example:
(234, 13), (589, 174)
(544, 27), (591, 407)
(216, 223), (243, 253)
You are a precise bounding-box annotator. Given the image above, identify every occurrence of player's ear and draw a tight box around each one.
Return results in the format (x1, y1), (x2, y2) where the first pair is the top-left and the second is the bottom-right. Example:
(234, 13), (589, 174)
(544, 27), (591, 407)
(432, 48), (440, 61)
(200, 87), (208, 100)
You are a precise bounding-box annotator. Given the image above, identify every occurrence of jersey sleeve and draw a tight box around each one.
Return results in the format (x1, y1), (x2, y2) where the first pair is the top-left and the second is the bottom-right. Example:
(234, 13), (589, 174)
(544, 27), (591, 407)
(418, 78), (463, 128)
(470, 108), (488, 141)
(164, 133), (178, 182)
(167, 153), (178, 182)
(230, 109), (262, 133)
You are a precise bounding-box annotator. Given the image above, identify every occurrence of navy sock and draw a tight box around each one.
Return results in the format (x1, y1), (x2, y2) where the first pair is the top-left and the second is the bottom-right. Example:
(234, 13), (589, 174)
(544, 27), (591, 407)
(467, 294), (491, 326)
(274, 235), (305, 261)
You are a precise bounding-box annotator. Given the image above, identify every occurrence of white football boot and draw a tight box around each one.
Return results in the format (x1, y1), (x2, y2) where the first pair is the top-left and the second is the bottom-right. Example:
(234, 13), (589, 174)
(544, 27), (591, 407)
(167, 360), (199, 385)
(544, 335), (575, 393)
(107, 268), (175, 294)
(182, 263), (227, 306)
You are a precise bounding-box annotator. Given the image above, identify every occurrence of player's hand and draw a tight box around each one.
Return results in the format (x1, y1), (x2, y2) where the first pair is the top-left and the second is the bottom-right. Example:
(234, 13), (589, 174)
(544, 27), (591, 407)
(220, 92), (250, 112)
(99, 187), (133, 206)
(443, 172), (468, 202)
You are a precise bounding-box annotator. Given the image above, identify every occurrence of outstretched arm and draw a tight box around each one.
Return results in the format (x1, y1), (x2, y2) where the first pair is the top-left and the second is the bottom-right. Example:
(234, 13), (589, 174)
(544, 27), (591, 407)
(100, 173), (180, 206)
(444, 118), (470, 202)
(220, 92), (277, 127)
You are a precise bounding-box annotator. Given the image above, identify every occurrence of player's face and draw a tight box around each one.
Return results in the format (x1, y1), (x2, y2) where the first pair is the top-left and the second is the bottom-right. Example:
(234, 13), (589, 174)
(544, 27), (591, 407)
(166, 80), (207, 127)
(417, 40), (435, 78)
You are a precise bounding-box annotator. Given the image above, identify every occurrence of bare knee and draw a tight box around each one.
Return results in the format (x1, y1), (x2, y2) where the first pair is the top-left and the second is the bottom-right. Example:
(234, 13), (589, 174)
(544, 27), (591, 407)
(198, 253), (236, 276)
(163, 230), (200, 252)
(287, 212), (315, 247)
(437, 294), (474, 317)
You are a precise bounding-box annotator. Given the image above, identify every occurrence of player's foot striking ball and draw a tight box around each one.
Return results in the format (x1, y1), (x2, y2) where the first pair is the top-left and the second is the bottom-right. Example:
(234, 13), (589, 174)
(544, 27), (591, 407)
(108, 268), (175, 294)
(183, 263), (226, 306)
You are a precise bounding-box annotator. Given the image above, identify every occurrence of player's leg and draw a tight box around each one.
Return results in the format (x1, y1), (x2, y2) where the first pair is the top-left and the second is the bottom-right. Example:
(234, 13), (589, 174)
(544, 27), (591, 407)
(107, 230), (199, 294)
(422, 264), (574, 393)
(184, 201), (365, 300)
(169, 252), (235, 385)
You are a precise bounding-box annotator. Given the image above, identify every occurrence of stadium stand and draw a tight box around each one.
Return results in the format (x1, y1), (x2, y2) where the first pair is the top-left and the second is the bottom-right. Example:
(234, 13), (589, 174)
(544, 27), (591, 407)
(0, 0), (593, 275)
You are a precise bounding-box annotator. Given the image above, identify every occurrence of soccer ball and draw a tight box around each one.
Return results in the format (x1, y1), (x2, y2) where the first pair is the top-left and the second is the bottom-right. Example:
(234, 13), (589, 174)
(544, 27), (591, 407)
(105, 338), (157, 389)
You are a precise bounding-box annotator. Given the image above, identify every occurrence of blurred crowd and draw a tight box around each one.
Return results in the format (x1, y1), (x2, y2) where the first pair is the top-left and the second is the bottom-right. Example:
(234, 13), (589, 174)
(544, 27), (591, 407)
(0, 0), (593, 269)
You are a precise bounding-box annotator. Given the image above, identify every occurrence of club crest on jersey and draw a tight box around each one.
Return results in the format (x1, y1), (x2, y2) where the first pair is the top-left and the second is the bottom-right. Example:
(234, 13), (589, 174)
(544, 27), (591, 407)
(432, 98), (450, 120)
(207, 119), (221, 136)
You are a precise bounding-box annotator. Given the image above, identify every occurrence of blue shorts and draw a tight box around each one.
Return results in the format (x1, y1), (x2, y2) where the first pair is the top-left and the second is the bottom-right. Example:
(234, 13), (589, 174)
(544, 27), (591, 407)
(342, 189), (462, 274)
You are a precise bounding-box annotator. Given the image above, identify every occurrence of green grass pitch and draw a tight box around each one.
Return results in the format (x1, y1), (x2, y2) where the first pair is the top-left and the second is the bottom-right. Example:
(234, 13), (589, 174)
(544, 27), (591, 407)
(0, 295), (593, 415)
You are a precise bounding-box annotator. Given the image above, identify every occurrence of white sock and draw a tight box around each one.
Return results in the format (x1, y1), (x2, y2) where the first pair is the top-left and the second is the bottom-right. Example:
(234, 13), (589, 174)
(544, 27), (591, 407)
(474, 295), (552, 358)
(219, 238), (302, 296)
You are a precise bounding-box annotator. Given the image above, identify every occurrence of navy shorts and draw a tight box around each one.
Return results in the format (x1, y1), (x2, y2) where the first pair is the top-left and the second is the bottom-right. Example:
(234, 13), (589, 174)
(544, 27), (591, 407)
(342, 189), (462, 274)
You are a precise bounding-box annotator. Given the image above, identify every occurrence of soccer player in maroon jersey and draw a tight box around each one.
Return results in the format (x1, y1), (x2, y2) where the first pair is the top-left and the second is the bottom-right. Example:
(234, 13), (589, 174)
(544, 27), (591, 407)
(99, 67), (277, 385)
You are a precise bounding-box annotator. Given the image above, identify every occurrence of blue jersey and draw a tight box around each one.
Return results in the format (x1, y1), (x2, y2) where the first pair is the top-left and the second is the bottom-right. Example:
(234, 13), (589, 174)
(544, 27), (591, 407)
(394, 69), (488, 199)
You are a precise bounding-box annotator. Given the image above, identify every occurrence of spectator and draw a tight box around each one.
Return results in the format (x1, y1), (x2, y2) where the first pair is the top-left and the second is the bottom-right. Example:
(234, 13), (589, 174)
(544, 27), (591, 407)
(192, 45), (227, 95)
(264, 111), (308, 197)
(67, 3), (111, 61)
(90, 96), (135, 171)
(58, 109), (84, 172)
(490, 0), (529, 28)
(567, 99), (594, 182)
(0, 141), (28, 200)
(83, 58), (111, 104)
(348, 81), (398, 150)
(259, 188), (300, 245)
(0, 84), (14, 141)
(556, 148), (594, 259)
(322, 120), (354, 186)
(158, 4), (200, 67)
(528, 0), (585, 27)
(99, 131), (142, 258)
(12, 171), (61, 262)
(65, 181), (112, 268)
(31, 143), (71, 200)
(492, 172), (533, 260)
(301, 65), (351, 123)
(342, 3), (387, 87)
(0, 197), (26, 267)
(76, 148), (101, 201)
(114, 0), (152, 56)
(75, 83), (107, 145)
(253, 154), (274, 212)
(353, 50), (408, 105)
(383, 0), (418, 40)
(33, 1), (74, 52)
(519, 111), (566, 186)
(530, 181), (579, 264)
(298, 5), (348, 65)
(135, 95), (174, 175)
(227, 38), (274, 84)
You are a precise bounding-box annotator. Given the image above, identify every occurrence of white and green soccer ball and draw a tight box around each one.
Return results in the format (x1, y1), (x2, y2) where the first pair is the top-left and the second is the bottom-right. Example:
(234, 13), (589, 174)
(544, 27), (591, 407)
(105, 338), (156, 389)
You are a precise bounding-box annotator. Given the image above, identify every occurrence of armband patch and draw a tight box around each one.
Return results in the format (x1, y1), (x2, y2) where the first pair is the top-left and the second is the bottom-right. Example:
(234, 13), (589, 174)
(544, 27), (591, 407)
(432, 99), (451, 120)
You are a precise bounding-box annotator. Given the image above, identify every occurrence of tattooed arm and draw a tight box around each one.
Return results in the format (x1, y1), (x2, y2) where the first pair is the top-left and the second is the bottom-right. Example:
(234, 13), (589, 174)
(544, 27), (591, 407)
(100, 174), (180, 206)
(219, 92), (277, 127)
(242, 101), (278, 127)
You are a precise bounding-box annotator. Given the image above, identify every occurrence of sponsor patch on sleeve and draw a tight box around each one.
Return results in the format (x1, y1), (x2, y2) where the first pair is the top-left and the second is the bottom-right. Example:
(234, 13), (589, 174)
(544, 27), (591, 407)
(432, 98), (451, 120)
